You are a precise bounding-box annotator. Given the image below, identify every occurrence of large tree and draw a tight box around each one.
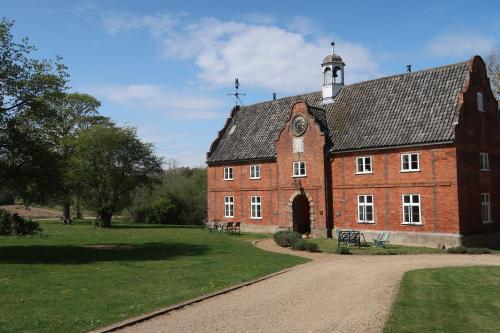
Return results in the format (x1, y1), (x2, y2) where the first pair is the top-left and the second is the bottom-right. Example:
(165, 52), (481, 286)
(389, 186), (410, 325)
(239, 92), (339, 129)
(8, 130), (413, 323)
(0, 18), (68, 199)
(70, 125), (163, 227)
(47, 92), (108, 220)
(486, 48), (499, 100)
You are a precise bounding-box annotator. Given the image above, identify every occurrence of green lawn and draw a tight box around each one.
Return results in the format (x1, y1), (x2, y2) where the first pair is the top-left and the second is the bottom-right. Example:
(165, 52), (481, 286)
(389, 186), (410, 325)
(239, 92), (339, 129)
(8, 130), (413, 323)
(0, 220), (307, 333)
(313, 238), (446, 255)
(384, 266), (500, 333)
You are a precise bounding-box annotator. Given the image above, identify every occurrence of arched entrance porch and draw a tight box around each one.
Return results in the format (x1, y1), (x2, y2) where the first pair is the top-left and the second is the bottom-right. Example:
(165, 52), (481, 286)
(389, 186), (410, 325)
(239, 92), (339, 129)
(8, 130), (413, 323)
(288, 190), (315, 235)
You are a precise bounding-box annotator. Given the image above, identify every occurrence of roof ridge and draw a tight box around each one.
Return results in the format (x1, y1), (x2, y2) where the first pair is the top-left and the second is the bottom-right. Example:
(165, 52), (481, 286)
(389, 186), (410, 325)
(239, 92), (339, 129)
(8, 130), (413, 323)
(344, 60), (469, 88)
(240, 59), (469, 108)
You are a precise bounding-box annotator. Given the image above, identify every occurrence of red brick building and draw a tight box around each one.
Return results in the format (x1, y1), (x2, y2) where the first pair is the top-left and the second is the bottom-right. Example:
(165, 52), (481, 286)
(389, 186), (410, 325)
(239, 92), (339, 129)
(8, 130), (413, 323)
(206, 48), (500, 248)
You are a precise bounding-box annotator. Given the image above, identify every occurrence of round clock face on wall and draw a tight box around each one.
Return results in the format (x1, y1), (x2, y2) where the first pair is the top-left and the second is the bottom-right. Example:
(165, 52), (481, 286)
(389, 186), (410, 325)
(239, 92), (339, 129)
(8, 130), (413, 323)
(292, 115), (307, 136)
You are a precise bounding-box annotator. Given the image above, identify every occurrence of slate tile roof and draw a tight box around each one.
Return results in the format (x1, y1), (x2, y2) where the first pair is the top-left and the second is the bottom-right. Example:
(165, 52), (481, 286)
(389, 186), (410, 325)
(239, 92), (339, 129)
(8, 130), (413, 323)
(207, 60), (469, 163)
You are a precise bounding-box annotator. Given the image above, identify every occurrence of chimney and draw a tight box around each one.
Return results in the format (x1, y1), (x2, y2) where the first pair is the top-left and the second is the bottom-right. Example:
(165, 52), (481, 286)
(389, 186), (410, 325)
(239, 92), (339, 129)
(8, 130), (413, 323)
(273, 93), (276, 100)
(406, 65), (412, 73)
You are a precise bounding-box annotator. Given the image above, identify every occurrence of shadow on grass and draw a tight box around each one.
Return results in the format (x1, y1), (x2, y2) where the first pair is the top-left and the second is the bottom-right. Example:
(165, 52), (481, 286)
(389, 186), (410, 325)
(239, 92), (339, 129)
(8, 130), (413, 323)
(110, 224), (203, 230)
(0, 242), (210, 264)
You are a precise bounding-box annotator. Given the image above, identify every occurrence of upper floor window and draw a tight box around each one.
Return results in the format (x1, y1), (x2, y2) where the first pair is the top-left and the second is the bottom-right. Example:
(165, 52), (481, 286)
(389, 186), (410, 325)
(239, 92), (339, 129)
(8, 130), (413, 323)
(250, 165), (261, 179)
(356, 157), (372, 174)
(358, 195), (374, 223)
(402, 194), (421, 225)
(481, 193), (491, 224)
(480, 152), (490, 171)
(224, 196), (234, 218)
(250, 196), (262, 219)
(477, 92), (484, 112)
(293, 161), (306, 177)
(401, 153), (420, 172)
(223, 167), (233, 180)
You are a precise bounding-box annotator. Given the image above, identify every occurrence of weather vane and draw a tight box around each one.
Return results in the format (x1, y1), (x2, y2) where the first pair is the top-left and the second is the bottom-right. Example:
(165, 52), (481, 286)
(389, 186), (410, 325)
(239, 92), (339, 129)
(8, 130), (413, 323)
(227, 78), (246, 106)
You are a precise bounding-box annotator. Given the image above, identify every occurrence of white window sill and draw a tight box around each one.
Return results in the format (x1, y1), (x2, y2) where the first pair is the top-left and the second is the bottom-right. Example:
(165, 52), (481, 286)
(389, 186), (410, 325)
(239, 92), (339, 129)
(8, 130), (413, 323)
(292, 175), (307, 178)
(224, 216), (234, 219)
(482, 220), (492, 224)
(249, 177), (261, 180)
(223, 179), (234, 181)
(250, 217), (262, 220)
(355, 171), (373, 175)
(357, 221), (375, 224)
(480, 169), (491, 172)
(401, 222), (423, 226)
(400, 169), (420, 173)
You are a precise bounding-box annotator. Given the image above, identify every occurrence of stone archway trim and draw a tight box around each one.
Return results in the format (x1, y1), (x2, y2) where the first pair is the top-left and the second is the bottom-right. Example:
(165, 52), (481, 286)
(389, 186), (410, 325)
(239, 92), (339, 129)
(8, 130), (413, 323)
(288, 190), (315, 230)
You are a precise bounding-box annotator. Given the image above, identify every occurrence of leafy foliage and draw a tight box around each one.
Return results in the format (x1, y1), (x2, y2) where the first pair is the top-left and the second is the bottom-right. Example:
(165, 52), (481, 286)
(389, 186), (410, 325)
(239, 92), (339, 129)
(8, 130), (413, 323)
(129, 167), (207, 225)
(0, 209), (42, 236)
(70, 125), (163, 227)
(447, 246), (491, 254)
(291, 238), (306, 250)
(0, 18), (69, 201)
(304, 242), (320, 252)
(273, 230), (302, 247)
(335, 246), (352, 255)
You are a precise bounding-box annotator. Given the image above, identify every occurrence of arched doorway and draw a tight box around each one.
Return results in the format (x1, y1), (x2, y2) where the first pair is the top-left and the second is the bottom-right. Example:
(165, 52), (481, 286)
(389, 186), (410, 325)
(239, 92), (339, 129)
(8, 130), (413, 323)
(292, 194), (311, 234)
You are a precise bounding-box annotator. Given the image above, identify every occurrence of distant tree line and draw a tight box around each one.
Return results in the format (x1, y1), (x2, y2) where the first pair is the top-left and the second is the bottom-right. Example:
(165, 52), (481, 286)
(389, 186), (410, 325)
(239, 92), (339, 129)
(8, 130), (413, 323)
(129, 166), (207, 225)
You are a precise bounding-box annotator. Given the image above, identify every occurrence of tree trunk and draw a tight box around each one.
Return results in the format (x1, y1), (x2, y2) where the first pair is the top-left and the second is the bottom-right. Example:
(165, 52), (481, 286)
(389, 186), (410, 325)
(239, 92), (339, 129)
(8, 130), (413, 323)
(75, 196), (82, 219)
(63, 199), (71, 221)
(98, 210), (113, 228)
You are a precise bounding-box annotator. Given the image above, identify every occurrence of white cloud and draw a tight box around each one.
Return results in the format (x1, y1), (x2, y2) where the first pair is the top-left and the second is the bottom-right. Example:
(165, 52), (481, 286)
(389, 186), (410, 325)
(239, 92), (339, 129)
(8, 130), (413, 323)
(426, 32), (496, 57)
(103, 15), (381, 94)
(287, 16), (319, 36)
(87, 84), (225, 119)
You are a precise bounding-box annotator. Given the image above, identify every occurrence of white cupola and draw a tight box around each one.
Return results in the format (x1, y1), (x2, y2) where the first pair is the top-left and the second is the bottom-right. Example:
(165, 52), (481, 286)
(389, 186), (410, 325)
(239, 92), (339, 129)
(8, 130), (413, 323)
(321, 42), (345, 103)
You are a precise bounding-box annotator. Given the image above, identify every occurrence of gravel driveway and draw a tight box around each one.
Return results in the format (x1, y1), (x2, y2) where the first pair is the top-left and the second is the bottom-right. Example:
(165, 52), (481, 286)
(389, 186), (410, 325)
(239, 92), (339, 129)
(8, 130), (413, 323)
(117, 239), (500, 333)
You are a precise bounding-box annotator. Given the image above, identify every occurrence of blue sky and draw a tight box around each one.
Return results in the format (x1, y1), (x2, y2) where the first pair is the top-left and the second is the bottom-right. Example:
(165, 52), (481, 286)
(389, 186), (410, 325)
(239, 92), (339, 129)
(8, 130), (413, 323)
(3, 0), (499, 166)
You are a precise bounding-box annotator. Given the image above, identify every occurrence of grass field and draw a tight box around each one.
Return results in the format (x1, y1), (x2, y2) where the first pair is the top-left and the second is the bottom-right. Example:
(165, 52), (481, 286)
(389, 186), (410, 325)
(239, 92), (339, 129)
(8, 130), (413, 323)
(313, 238), (446, 255)
(0, 220), (307, 333)
(384, 266), (500, 333)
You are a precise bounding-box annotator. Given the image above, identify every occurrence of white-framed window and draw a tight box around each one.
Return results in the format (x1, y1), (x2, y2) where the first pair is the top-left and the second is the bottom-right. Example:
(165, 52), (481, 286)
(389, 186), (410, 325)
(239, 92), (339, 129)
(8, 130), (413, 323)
(401, 153), (420, 172)
(293, 161), (306, 177)
(250, 165), (261, 179)
(223, 167), (233, 180)
(481, 193), (491, 224)
(250, 196), (262, 219)
(480, 152), (490, 171)
(477, 92), (484, 112)
(224, 196), (234, 218)
(402, 194), (421, 225)
(357, 195), (374, 223)
(356, 157), (372, 174)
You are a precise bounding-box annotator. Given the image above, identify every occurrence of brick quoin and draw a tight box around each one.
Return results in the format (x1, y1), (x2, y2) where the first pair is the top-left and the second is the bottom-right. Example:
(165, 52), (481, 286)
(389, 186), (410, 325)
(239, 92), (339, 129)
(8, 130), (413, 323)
(207, 56), (500, 248)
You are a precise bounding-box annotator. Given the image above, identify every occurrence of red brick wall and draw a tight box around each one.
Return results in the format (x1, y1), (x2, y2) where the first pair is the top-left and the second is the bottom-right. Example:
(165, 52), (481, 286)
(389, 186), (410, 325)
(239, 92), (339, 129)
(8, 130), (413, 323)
(330, 145), (460, 233)
(455, 56), (500, 234)
(207, 160), (279, 226)
(207, 102), (328, 234)
(274, 102), (328, 232)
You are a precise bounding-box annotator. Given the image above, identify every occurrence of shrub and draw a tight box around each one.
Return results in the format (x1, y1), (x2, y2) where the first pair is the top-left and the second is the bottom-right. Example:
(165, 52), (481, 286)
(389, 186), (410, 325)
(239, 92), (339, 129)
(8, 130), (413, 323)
(447, 246), (491, 254)
(291, 239), (306, 251)
(273, 230), (302, 247)
(304, 242), (320, 252)
(0, 209), (42, 236)
(335, 246), (352, 255)
(376, 249), (396, 255)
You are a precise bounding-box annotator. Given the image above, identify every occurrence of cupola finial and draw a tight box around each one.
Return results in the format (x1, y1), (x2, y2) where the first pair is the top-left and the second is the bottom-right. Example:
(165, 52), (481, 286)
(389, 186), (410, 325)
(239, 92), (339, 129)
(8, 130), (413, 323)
(331, 41), (335, 54)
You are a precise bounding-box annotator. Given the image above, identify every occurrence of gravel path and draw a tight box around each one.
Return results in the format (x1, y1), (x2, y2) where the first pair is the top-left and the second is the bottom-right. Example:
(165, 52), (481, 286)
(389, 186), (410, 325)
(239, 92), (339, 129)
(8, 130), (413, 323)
(117, 239), (500, 333)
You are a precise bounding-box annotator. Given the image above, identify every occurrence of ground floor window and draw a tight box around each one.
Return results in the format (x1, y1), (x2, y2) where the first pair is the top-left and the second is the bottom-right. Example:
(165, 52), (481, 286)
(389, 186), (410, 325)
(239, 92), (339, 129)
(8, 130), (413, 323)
(357, 195), (374, 223)
(224, 196), (234, 218)
(250, 196), (261, 219)
(402, 194), (421, 224)
(481, 193), (491, 223)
